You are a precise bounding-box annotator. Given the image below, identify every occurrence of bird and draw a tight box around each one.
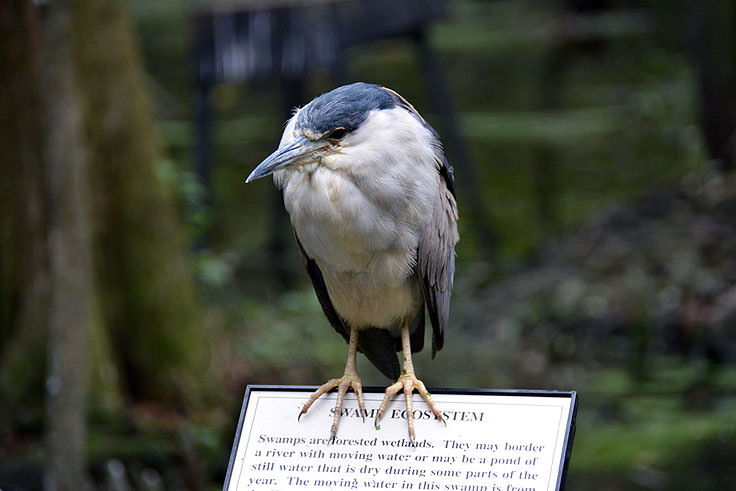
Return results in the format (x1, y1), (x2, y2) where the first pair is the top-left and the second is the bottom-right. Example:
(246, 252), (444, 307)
(246, 82), (458, 441)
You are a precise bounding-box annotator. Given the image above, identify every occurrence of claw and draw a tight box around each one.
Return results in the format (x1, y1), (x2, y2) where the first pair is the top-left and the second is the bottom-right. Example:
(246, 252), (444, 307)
(299, 378), (340, 421)
(375, 374), (444, 441)
(299, 328), (365, 441)
(299, 373), (365, 440)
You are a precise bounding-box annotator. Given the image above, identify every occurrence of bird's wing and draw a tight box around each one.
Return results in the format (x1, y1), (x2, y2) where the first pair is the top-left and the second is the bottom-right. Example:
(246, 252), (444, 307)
(418, 154), (458, 357)
(419, 171), (458, 356)
(381, 86), (459, 357)
(294, 230), (400, 379)
(294, 231), (349, 343)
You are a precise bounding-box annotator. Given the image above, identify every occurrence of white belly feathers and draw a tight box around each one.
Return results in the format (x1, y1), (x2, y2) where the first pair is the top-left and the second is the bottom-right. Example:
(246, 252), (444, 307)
(281, 165), (432, 328)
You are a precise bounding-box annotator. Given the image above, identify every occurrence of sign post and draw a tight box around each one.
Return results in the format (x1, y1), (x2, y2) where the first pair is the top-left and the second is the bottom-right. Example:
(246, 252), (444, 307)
(225, 386), (577, 491)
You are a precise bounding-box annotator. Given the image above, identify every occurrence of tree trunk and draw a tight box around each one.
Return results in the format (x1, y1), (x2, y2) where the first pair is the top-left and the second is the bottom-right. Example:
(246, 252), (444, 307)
(72, 0), (206, 403)
(0, 0), (50, 423)
(40, 0), (93, 489)
(1, 0), (207, 484)
(687, 1), (736, 172)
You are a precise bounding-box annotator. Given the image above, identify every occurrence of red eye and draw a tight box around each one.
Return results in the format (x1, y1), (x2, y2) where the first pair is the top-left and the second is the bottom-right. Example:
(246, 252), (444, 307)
(328, 128), (347, 140)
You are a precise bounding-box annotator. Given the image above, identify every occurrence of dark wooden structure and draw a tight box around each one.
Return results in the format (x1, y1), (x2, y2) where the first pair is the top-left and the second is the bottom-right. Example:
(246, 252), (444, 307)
(194, 0), (448, 187)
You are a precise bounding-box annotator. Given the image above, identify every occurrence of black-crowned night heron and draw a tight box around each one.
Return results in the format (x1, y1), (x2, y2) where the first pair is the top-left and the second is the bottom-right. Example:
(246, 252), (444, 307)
(246, 82), (459, 441)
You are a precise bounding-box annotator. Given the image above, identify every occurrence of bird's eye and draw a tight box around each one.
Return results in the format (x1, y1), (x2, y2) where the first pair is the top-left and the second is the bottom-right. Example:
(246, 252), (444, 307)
(327, 128), (347, 141)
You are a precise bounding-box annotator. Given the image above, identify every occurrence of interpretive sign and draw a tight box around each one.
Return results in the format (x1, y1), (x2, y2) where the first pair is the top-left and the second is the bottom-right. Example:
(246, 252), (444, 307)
(225, 386), (576, 491)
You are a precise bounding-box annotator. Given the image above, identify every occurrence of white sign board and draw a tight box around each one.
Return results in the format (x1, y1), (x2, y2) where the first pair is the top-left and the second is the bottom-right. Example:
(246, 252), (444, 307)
(225, 386), (576, 491)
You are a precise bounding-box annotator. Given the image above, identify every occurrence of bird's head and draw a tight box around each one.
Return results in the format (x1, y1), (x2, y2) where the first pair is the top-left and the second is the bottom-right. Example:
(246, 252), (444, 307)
(246, 82), (432, 184)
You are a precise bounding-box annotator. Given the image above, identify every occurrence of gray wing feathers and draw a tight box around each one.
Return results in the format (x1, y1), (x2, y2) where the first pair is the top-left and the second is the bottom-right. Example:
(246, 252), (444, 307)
(418, 158), (459, 357)
(383, 84), (459, 357)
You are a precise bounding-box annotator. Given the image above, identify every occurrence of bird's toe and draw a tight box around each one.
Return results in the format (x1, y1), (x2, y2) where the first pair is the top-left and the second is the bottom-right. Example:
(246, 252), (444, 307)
(376, 374), (443, 440)
(300, 372), (365, 441)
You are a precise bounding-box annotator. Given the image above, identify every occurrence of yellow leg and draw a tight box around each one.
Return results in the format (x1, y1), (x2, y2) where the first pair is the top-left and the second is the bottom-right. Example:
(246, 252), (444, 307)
(374, 321), (445, 441)
(298, 327), (365, 442)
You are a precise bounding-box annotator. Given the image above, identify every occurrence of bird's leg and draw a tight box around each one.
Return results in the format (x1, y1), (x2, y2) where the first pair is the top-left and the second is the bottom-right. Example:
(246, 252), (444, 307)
(298, 327), (366, 442)
(375, 321), (445, 441)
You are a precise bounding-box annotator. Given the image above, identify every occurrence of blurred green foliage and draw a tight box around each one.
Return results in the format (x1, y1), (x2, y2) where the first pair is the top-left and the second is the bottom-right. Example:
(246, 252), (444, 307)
(4, 1), (734, 490)
(122, 1), (736, 489)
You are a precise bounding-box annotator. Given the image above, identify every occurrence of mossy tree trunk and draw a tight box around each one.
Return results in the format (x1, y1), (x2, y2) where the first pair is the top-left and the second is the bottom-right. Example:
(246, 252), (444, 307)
(0, 0), (50, 427)
(40, 1), (94, 488)
(1, 0), (208, 483)
(687, 1), (736, 172)
(72, 0), (206, 403)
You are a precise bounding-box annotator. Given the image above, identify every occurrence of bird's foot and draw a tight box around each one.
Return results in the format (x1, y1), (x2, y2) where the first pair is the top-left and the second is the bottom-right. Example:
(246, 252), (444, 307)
(374, 373), (444, 441)
(299, 372), (366, 442)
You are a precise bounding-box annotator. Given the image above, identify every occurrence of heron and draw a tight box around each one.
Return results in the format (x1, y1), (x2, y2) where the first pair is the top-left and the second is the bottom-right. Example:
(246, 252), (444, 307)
(246, 82), (459, 441)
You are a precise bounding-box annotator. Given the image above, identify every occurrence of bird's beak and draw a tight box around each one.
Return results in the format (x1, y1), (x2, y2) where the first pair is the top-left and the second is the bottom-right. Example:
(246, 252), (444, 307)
(245, 135), (328, 183)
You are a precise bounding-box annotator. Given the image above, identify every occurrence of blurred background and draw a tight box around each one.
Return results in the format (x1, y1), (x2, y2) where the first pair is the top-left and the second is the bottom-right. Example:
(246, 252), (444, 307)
(2, 0), (735, 489)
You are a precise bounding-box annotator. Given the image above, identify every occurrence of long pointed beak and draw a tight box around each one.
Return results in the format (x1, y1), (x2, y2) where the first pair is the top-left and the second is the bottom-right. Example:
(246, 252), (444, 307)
(245, 136), (327, 183)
